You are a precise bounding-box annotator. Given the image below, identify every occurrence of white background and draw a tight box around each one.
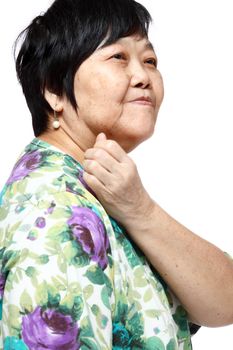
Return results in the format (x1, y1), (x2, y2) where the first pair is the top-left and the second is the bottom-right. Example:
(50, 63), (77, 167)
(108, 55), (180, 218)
(0, 1), (232, 348)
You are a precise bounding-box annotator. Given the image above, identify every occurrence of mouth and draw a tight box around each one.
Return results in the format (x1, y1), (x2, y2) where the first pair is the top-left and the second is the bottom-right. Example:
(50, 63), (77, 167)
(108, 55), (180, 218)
(130, 96), (155, 107)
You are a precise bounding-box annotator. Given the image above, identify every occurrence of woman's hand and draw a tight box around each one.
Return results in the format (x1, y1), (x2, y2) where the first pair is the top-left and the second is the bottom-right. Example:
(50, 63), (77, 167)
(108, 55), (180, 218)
(83, 134), (233, 327)
(83, 133), (154, 230)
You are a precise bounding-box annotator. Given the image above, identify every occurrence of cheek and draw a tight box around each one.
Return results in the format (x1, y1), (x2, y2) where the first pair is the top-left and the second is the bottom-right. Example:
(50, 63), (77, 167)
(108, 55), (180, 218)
(76, 73), (128, 117)
(93, 74), (128, 104)
(154, 73), (164, 107)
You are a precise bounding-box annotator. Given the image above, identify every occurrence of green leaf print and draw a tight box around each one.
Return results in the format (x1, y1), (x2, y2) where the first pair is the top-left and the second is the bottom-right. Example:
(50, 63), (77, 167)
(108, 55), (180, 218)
(29, 172), (44, 179)
(126, 310), (144, 341)
(35, 282), (48, 305)
(50, 207), (71, 220)
(83, 284), (94, 300)
(16, 194), (32, 203)
(108, 254), (114, 268)
(173, 306), (189, 340)
(143, 288), (153, 303)
(63, 155), (78, 170)
(97, 327), (110, 347)
(122, 239), (140, 269)
(103, 273), (113, 298)
(145, 336), (166, 350)
(51, 276), (67, 291)
(8, 305), (21, 331)
(19, 249), (29, 264)
(145, 309), (163, 319)
(68, 281), (82, 294)
(72, 295), (84, 321)
(183, 337), (192, 350)
(0, 231), (5, 247)
(71, 254), (90, 267)
(85, 265), (105, 285)
(1, 250), (20, 274)
(132, 290), (142, 300)
(80, 337), (100, 350)
(79, 318), (95, 338)
(92, 304), (109, 329)
(60, 292), (75, 310)
(100, 315), (108, 329)
(38, 254), (49, 264)
(16, 179), (28, 194)
(101, 286), (111, 310)
(0, 206), (9, 220)
(0, 298), (2, 320)
(166, 338), (177, 350)
(47, 223), (69, 238)
(60, 230), (73, 243)
(63, 241), (78, 260)
(57, 254), (67, 273)
(48, 291), (61, 308)
(0, 247), (5, 260)
(40, 166), (59, 173)
(54, 192), (75, 207)
(14, 267), (23, 284)
(25, 266), (36, 278)
(20, 290), (33, 313)
(134, 266), (148, 288)
(91, 304), (99, 316)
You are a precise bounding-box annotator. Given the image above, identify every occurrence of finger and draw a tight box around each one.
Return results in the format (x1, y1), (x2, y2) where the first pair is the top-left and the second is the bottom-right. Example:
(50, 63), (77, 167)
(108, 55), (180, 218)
(95, 133), (107, 142)
(83, 171), (106, 197)
(84, 147), (121, 174)
(93, 139), (127, 163)
(83, 159), (114, 186)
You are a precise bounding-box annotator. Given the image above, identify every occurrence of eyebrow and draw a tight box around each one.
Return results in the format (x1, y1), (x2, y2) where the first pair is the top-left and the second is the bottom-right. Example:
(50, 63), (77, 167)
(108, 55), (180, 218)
(144, 41), (155, 52)
(97, 39), (156, 54)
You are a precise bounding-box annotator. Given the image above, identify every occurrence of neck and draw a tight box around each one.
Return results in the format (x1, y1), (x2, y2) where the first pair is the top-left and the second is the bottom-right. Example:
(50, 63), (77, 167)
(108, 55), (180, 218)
(38, 127), (86, 165)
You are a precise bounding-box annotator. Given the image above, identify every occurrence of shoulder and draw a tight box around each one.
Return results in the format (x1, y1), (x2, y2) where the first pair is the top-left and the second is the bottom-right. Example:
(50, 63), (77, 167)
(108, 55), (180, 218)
(0, 138), (116, 272)
(1, 187), (113, 272)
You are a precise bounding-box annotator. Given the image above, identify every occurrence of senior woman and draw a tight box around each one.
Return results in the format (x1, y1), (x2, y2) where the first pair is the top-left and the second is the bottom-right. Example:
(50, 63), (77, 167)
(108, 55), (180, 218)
(0, 0), (232, 349)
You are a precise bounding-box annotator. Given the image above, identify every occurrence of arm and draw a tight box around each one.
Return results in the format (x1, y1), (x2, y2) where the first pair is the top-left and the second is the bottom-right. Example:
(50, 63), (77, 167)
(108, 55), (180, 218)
(0, 192), (113, 349)
(83, 133), (233, 327)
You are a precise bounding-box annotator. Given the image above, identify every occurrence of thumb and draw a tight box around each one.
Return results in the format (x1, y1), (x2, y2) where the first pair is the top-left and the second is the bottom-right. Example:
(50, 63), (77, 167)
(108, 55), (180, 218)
(96, 133), (107, 142)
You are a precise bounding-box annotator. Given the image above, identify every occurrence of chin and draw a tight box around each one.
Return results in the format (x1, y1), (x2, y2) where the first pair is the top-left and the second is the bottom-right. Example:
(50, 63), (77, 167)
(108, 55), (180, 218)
(119, 129), (154, 153)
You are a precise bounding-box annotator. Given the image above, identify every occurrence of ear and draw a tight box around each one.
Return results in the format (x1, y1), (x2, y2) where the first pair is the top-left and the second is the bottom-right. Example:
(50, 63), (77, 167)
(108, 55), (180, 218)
(44, 89), (63, 112)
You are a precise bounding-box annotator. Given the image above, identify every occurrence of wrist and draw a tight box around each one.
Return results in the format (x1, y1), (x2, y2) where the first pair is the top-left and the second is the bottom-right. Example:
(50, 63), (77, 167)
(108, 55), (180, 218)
(123, 193), (158, 234)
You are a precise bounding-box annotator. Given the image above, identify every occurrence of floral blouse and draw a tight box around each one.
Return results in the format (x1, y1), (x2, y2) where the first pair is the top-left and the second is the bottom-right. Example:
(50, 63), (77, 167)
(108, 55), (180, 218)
(0, 138), (197, 350)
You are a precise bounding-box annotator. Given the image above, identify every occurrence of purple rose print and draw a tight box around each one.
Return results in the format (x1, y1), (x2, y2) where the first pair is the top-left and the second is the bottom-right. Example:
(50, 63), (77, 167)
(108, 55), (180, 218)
(46, 201), (56, 214)
(22, 307), (79, 350)
(78, 170), (97, 197)
(6, 150), (42, 185)
(77, 170), (95, 195)
(68, 207), (110, 270)
(35, 217), (46, 229)
(0, 273), (6, 298)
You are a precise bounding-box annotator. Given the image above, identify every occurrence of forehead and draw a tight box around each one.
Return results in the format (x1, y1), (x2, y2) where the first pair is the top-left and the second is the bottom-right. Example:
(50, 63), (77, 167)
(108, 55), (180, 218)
(121, 36), (154, 49)
(100, 35), (155, 53)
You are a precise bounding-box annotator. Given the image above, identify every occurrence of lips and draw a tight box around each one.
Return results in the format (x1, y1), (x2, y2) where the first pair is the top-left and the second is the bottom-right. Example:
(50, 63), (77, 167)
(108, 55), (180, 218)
(130, 96), (154, 106)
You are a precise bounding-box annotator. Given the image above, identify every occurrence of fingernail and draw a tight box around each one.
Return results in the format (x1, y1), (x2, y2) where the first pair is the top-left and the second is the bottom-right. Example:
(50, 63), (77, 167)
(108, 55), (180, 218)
(97, 133), (106, 141)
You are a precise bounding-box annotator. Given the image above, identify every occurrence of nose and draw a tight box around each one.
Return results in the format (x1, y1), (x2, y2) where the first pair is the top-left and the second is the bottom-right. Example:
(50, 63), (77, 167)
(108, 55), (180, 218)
(130, 62), (151, 89)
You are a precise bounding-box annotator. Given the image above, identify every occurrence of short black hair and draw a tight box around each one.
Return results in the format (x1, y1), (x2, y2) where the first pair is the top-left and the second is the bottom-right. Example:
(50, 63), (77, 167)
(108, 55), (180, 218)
(15, 0), (152, 136)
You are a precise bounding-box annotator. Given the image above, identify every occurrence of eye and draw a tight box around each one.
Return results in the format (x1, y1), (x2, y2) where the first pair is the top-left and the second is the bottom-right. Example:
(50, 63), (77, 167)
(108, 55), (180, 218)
(145, 58), (157, 68)
(112, 53), (126, 60)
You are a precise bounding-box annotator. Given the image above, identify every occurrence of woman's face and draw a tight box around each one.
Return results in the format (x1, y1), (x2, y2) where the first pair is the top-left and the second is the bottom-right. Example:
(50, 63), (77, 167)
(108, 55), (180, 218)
(62, 35), (164, 152)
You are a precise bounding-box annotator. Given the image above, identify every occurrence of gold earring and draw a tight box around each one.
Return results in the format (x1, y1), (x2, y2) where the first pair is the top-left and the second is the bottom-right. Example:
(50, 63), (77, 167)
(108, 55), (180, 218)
(52, 109), (60, 129)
